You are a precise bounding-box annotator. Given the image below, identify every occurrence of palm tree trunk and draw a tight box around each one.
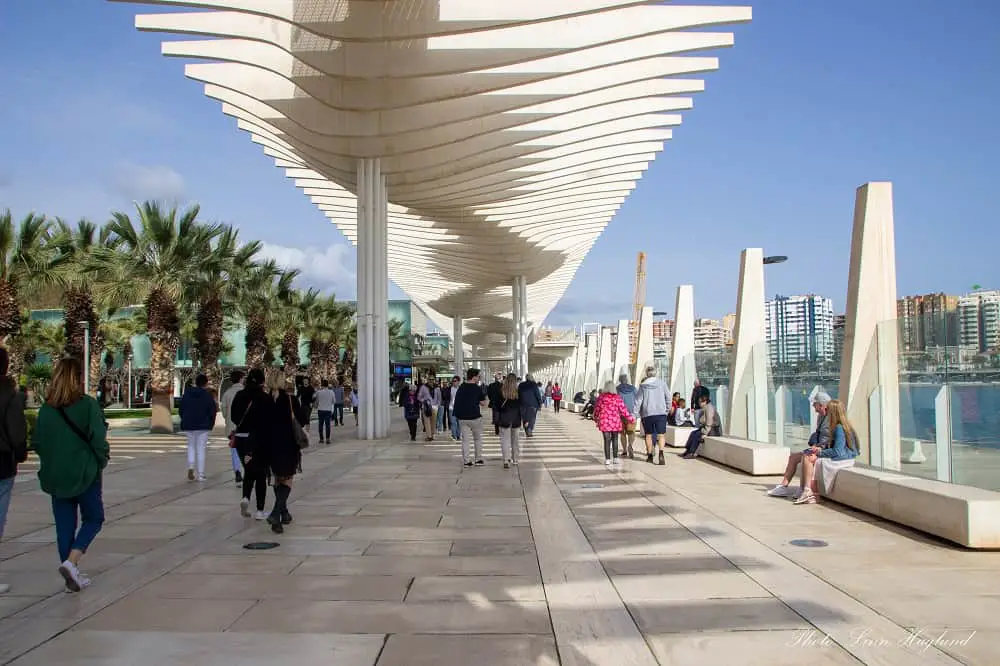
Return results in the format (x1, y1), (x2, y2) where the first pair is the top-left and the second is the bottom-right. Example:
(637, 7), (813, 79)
(281, 328), (300, 381)
(196, 295), (224, 395)
(307, 339), (325, 383)
(245, 311), (268, 370)
(64, 288), (105, 396)
(146, 288), (180, 434)
(0, 279), (22, 378)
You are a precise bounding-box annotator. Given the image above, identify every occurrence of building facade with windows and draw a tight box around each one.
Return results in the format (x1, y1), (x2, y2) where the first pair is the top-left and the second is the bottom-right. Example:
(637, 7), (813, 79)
(764, 294), (835, 366)
(958, 290), (1000, 353)
(897, 292), (959, 351)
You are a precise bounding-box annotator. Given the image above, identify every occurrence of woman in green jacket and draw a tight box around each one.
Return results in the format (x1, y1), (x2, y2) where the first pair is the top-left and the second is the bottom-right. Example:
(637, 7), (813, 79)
(33, 357), (109, 593)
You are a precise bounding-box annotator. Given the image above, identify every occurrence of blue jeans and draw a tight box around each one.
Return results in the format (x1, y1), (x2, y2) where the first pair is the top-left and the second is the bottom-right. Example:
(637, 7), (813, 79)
(450, 413), (460, 440)
(51, 478), (105, 563)
(436, 406), (447, 432)
(0, 477), (13, 542)
(334, 404), (344, 426)
(317, 410), (332, 441)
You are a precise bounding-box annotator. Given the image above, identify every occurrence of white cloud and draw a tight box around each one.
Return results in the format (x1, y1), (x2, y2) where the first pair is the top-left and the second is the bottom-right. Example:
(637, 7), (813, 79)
(259, 242), (357, 298)
(108, 163), (186, 202)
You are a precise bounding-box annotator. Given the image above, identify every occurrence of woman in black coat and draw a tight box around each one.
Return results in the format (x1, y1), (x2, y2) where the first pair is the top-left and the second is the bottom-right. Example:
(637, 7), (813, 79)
(231, 369), (274, 521)
(263, 372), (302, 534)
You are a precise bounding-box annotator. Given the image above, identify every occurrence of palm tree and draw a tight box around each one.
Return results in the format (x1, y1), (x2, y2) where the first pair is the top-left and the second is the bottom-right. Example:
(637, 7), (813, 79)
(0, 210), (61, 376)
(237, 264), (296, 370)
(93, 202), (221, 433)
(54, 219), (109, 394)
(279, 288), (318, 381)
(187, 225), (262, 394)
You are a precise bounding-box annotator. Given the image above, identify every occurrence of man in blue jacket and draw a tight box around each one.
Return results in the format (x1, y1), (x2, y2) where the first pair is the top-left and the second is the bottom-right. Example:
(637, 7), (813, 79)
(179, 374), (217, 482)
(517, 374), (543, 437)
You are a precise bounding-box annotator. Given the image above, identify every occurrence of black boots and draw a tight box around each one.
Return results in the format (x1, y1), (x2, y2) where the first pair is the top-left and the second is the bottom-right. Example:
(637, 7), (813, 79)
(268, 484), (292, 534)
(658, 450), (666, 466)
(646, 452), (654, 464)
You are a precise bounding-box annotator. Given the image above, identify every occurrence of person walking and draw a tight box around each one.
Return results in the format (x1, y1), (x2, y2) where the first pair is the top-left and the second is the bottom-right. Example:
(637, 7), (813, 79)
(517, 374), (543, 437)
(543, 381), (553, 409)
(349, 385), (359, 426)
(264, 373), (303, 534)
(634, 365), (670, 466)
(438, 378), (451, 434)
(616, 374), (639, 459)
(179, 374), (217, 482)
(417, 378), (436, 442)
(400, 383), (421, 441)
(220, 370), (245, 484)
(0, 348), (28, 595)
(231, 369), (272, 520)
(454, 368), (488, 466)
(497, 373), (522, 469)
(32, 357), (108, 593)
(314, 379), (335, 444)
(332, 381), (345, 427)
(448, 376), (461, 441)
(297, 378), (316, 431)
(486, 372), (503, 435)
(551, 383), (563, 413)
(594, 381), (635, 467)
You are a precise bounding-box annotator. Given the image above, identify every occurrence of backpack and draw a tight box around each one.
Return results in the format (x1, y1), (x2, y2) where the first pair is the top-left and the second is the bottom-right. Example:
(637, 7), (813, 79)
(403, 393), (421, 420)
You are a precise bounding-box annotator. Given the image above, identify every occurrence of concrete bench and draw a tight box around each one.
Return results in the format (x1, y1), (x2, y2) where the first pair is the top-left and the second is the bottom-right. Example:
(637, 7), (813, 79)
(821, 467), (1000, 549)
(665, 425), (697, 448)
(566, 402), (583, 413)
(701, 436), (791, 476)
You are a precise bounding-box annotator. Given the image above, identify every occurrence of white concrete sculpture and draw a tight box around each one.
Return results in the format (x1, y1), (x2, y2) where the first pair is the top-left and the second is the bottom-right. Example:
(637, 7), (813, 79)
(614, 319), (630, 381)
(668, 285), (697, 405)
(583, 333), (599, 392)
(839, 182), (901, 469)
(632, 306), (655, 386)
(115, 0), (750, 436)
(596, 327), (613, 388)
(727, 249), (769, 442)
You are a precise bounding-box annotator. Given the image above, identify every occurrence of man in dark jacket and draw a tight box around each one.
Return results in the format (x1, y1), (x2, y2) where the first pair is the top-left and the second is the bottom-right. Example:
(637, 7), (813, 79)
(0, 348), (28, 595)
(517, 374), (543, 437)
(179, 374), (217, 482)
(486, 372), (504, 435)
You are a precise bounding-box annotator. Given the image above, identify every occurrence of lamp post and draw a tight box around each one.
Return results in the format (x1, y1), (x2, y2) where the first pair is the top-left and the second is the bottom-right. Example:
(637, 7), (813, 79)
(763, 255), (788, 265)
(79, 321), (91, 395)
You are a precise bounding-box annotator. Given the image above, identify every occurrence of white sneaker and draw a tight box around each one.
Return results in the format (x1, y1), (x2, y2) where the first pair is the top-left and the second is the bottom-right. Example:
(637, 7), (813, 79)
(197, 474), (207, 482)
(605, 459), (613, 466)
(254, 510), (267, 521)
(240, 498), (251, 517)
(767, 485), (794, 497)
(58, 560), (83, 593)
(613, 458), (622, 466)
(64, 574), (91, 593)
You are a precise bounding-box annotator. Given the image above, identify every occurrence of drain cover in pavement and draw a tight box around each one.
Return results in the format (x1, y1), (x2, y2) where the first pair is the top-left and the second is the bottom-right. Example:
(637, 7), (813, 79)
(243, 542), (280, 550)
(789, 539), (828, 548)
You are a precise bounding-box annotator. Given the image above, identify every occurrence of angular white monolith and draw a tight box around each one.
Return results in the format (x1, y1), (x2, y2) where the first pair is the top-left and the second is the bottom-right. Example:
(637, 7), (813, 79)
(727, 248), (768, 441)
(838, 182), (900, 469)
(669, 285), (697, 404)
(583, 333), (598, 392)
(614, 319), (630, 381)
(596, 327), (613, 388)
(633, 306), (654, 386)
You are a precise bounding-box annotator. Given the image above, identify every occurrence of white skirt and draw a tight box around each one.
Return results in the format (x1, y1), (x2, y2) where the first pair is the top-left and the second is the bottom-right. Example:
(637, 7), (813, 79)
(817, 458), (855, 496)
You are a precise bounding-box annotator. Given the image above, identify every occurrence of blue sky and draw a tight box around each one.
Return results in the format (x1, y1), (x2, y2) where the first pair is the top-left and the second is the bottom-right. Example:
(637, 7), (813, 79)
(2, 1), (998, 328)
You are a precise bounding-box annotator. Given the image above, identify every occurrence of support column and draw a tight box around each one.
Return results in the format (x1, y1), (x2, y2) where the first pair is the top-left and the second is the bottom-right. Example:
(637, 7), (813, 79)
(839, 182), (900, 468)
(596, 326), (613, 388)
(453, 316), (464, 375)
(356, 158), (390, 440)
(614, 319), (630, 381)
(669, 285), (697, 407)
(511, 281), (521, 376)
(518, 276), (529, 377)
(727, 249), (769, 441)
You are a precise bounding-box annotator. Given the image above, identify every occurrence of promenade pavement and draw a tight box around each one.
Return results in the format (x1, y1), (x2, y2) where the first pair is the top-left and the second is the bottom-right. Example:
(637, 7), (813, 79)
(0, 410), (996, 665)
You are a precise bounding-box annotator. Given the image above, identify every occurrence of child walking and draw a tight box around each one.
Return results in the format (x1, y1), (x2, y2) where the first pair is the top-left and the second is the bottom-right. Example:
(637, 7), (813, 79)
(593, 380), (635, 467)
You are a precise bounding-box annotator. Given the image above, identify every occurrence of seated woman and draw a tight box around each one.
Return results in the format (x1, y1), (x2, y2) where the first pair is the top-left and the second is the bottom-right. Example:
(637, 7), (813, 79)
(767, 399), (859, 503)
(680, 395), (721, 459)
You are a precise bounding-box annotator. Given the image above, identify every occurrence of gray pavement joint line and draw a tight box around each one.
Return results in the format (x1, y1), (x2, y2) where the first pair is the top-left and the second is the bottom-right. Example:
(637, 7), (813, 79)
(551, 413), (962, 666)
(521, 433), (660, 666)
(0, 438), (396, 666)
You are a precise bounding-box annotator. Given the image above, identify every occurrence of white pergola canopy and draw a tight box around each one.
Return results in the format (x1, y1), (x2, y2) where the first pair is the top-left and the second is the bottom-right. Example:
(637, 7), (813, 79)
(115, 0), (750, 357)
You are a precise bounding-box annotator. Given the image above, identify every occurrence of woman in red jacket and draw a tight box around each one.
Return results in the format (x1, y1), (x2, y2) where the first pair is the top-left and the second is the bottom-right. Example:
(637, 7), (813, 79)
(551, 383), (563, 413)
(593, 381), (635, 467)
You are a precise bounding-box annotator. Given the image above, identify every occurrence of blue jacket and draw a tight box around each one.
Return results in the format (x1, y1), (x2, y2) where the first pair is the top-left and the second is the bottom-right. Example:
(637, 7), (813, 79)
(180, 386), (217, 432)
(617, 383), (637, 416)
(518, 381), (543, 409)
(819, 425), (859, 461)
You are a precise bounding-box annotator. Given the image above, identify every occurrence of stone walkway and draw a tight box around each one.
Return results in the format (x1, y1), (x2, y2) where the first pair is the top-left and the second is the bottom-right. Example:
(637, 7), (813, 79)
(0, 411), (996, 665)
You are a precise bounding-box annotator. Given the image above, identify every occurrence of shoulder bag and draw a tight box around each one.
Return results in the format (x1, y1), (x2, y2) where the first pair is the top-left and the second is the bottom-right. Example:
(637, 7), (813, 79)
(288, 394), (310, 449)
(229, 400), (253, 449)
(56, 404), (109, 469)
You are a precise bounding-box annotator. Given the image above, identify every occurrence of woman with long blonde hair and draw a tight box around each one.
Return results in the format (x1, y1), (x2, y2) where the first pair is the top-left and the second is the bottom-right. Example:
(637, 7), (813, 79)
(32, 357), (109, 592)
(795, 399), (860, 505)
(497, 373), (522, 469)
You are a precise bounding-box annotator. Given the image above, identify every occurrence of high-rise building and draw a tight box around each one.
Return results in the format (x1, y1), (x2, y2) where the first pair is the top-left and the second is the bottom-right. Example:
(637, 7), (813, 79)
(693, 318), (726, 352)
(958, 290), (1000, 353)
(652, 319), (674, 341)
(765, 294), (835, 365)
(721, 313), (736, 345)
(896, 293), (959, 351)
(832, 314), (847, 361)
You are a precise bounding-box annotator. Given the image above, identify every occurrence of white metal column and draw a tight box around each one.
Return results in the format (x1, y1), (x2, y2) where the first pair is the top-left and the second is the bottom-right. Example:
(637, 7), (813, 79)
(517, 276), (529, 377)
(356, 158), (390, 440)
(511, 280), (521, 376)
(453, 316), (464, 375)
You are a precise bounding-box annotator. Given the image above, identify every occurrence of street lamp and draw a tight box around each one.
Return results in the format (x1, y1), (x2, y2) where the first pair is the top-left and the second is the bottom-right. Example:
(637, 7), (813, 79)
(79, 321), (90, 395)
(763, 255), (788, 265)
(652, 311), (668, 316)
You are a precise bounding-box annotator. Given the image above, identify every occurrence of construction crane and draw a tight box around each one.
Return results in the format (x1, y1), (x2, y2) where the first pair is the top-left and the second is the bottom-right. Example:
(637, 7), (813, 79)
(630, 251), (647, 364)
